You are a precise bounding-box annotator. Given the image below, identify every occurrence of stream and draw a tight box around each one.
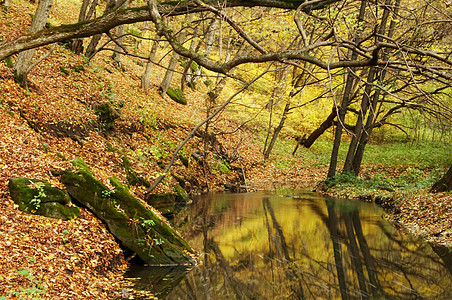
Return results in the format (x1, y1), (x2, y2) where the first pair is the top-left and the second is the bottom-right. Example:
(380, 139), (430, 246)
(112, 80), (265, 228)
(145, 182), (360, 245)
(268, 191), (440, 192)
(124, 190), (452, 299)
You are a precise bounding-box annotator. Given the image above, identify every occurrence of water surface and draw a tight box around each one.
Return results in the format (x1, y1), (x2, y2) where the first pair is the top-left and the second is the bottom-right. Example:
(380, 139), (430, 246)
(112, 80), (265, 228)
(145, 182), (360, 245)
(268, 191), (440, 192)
(125, 190), (452, 299)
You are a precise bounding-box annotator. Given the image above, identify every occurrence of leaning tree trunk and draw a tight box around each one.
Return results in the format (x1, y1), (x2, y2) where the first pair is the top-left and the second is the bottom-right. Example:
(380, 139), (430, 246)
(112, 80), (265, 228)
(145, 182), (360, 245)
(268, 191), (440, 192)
(13, 0), (53, 88)
(141, 34), (160, 92)
(263, 99), (291, 159)
(300, 107), (336, 149)
(430, 166), (452, 193)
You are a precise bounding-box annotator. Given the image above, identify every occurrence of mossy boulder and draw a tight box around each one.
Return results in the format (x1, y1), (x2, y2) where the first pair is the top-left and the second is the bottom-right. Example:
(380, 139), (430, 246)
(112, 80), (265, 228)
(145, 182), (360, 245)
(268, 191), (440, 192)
(145, 193), (177, 216)
(8, 178), (80, 220)
(60, 158), (195, 265)
(166, 87), (187, 105)
(174, 185), (190, 204)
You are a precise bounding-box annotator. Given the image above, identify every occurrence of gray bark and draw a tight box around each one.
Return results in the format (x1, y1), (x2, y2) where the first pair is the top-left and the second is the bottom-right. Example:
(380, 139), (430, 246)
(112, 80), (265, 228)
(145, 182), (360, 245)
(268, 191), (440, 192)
(190, 17), (218, 87)
(159, 14), (192, 96)
(13, 0), (53, 88)
(141, 34), (160, 92)
(85, 0), (127, 58)
(111, 1), (128, 66)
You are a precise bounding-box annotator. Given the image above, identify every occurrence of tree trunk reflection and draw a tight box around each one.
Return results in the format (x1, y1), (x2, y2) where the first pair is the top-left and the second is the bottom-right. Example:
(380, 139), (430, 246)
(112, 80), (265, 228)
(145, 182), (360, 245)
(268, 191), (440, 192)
(125, 192), (452, 299)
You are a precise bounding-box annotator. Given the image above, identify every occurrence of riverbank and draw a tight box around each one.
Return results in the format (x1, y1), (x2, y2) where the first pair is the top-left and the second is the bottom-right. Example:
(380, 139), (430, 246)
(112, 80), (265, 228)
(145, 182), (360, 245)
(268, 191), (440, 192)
(320, 167), (452, 247)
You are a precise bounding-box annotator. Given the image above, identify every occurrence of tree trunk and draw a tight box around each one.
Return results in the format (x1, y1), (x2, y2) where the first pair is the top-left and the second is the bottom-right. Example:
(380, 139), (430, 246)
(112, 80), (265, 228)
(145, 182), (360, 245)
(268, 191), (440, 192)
(141, 34), (160, 92)
(343, 0), (393, 174)
(13, 0), (53, 88)
(72, 0), (97, 54)
(301, 107), (336, 149)
(351, 0), (401, 175)
(159, 52), (180, 96)
(85, 0), (120, 58)
(159, 14), (192, 96)
(263, 99), (291, 159)
(263, 66), (289, 156)
(342, 68), (377, 172)
(111, 0), (128, 66)
(430, 166), (452, 193)
(190, 17), (218, 87)
(326, 0), (367, 179)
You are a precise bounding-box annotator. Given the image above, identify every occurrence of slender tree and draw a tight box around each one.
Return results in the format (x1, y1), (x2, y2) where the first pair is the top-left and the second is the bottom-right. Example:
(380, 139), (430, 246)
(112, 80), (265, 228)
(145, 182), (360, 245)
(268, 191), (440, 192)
(13, 0), (53, 89)
(141, 33), (160, 92)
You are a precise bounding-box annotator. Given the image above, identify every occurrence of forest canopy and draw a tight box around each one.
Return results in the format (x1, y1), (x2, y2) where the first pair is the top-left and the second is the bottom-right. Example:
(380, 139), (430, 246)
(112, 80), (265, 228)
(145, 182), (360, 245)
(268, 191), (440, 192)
(1, 0), (451, 179)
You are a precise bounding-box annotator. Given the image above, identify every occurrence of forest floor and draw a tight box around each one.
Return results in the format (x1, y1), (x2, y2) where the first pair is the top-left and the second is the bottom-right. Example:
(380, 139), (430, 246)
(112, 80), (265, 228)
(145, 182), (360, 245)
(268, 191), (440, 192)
(1, 1), (451, 298)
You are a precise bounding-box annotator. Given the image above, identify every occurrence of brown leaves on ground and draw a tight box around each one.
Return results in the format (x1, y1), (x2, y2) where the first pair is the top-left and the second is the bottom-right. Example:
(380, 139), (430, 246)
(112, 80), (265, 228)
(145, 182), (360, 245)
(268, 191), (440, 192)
(0, 207), (126, 298)
(387, 191), (452, 246)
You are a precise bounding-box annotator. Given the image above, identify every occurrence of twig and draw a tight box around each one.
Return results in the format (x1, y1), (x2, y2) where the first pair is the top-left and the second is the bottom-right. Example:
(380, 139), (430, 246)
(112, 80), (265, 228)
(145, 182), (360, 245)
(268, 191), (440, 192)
(145, 63), (276, 193)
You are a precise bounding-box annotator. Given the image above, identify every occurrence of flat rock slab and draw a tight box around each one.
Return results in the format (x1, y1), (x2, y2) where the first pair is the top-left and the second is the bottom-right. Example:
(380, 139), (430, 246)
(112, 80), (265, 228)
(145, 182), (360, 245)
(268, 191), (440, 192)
(8, 177), (80, 220)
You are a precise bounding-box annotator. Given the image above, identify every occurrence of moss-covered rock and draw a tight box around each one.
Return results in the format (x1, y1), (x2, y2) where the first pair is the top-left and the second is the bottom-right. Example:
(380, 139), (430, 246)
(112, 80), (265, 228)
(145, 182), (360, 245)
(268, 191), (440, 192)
(173, 185), (190, 204)
(166, 87), (187, 105)
(145, 193), (176, 216)
(8, 178), (80, 220)
(60, 158), (195, 265)
(122, 154), (151, 188)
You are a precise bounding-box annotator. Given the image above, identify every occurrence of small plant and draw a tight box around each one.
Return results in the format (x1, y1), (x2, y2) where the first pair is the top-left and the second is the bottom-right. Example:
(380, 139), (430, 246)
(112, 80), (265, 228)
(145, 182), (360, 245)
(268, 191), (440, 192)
(30, 182), (46, 210)
(140, 218), (156, 228)
(211, 155), (231, 174)
(153, 237), (165, 246)
(101, 189), (113, 198)
(139, 218), (156, 233)
(6, 267), (48, 299)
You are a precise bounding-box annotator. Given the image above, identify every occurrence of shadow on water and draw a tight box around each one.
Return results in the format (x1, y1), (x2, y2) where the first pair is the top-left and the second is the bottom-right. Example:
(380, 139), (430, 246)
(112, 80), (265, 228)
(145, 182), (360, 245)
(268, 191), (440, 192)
(124, 190), (452, 299)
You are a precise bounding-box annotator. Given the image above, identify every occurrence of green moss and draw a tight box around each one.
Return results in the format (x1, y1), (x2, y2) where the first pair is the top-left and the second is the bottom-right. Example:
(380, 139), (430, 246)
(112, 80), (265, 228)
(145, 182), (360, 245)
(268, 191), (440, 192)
(37, 202), (81, 220)
(60, 159), (195, 265)
(4, 56), (13, 68)
(166, 87), (187, 105)
(122, 155), (151, 187)
(161, 0), (188, 6)
(174, 185), (190, 204)
(70, 157), (91, 173)
(59, 66), (70, 75)
(8, 178), (79, 220)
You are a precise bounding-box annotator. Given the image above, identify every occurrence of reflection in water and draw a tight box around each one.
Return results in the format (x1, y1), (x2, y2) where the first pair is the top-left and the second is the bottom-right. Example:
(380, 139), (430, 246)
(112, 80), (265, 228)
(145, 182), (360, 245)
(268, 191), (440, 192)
(125, 191), (452, 299)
